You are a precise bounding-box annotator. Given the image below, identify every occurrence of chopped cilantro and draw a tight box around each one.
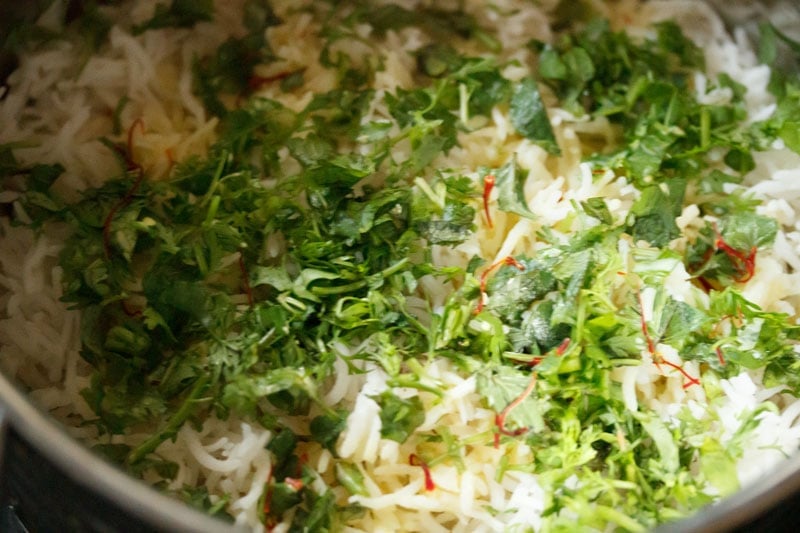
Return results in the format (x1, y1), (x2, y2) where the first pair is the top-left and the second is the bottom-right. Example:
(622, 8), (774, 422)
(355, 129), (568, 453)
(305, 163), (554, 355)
(132, 0), (214, 35)
(192, 0), (281, 116)
(6, 3), (800, 532)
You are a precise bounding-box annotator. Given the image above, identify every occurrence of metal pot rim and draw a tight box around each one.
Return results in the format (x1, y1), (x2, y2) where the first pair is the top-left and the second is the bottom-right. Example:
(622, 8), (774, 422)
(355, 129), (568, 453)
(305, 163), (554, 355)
(0, 370), (239, 533)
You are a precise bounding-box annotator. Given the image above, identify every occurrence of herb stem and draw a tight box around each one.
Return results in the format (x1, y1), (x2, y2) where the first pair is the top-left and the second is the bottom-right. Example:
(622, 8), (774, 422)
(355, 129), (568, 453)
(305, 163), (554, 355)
(595, 504), (647, 533)
(200, 151), (228, 207)
(310, 259), (410, 296)
(700, 107), (710, 149)
(204, 195), (221, 226)
(127, 374), (211, 465)
(311, 279), (368, 296)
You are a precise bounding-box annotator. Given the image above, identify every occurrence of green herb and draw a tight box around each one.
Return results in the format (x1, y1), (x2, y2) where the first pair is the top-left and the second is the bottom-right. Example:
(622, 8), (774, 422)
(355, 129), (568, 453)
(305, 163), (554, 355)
(510, 78), (561, 154)
(362, 3), (498, 50)
(133, 0), (214, 34)
(581, 197), (614, 225)
(686, 210), (777, 287)
(193, 0), (281, 116)
(489, 158), (538, 220)
(187, 489), (232, 519)
(69, 0), (114, 54)
(8, 4), (800, 531)
(374, 391), (425, 443)
(627, 179), (686, 248)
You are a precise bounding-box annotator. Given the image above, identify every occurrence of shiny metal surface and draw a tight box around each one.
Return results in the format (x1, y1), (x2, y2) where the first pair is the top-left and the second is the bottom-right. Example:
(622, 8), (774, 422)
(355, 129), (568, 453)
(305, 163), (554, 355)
(656, 454), (800, 532)
(0, 371), (238, 533)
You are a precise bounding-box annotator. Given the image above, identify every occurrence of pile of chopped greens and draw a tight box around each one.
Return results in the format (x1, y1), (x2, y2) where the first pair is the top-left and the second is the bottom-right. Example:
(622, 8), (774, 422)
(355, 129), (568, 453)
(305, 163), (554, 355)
(6, 0), (800, 530)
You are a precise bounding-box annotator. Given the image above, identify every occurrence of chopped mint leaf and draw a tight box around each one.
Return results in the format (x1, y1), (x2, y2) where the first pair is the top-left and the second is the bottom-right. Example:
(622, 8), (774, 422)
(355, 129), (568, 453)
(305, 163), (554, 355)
(581, 197), (614, 224)
(310, 411), (347, 452)
(477, 364), (547, 432)
(374, 391), (425, 443)
(510, 78), (561, 154)
(627, 179), (685, 247)
(491, 158), (537, 220)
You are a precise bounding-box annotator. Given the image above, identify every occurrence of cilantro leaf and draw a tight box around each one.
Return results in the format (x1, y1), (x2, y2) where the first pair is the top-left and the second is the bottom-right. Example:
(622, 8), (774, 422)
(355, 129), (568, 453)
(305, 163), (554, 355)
(476, 365), (547, 432)
(374, 391), (425, 443)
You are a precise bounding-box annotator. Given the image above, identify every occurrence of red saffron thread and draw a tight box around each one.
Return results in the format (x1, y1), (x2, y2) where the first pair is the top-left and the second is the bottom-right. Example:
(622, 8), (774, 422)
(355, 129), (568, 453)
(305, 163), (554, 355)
(165, 147), (176, 172)
(659, 359), (702, 389)
(494, 372), (537, 449)
(555, 337), (571, 356)
(239, 252), (254, 307)
(637, 292), (657, 355)
(102, 118), (145, 258)
(121, 300), (143, 318)
(638, 291), (700, 388)
(476, 256), (525, 314)
(712, 223), (757, 283)
(692, 223), (758, 289)
(238, 71), (294, 107)
(295, 451), (309, 478)
(248, 71), (292, 91)
(263, 465), (275, 516)
(524, 338), (569, 367)
(716, 346), (726, 366)
(409, 454), (436, 491)
(127, 118), (145, 157)
(483, 174), (496, 229)
(697, 275), (714, 293)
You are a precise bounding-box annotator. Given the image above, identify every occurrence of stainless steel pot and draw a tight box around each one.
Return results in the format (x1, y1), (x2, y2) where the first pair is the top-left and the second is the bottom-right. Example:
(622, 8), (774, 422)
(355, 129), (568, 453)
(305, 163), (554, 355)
(4, 372), (800, 532)
(0, 371), (237, 532)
